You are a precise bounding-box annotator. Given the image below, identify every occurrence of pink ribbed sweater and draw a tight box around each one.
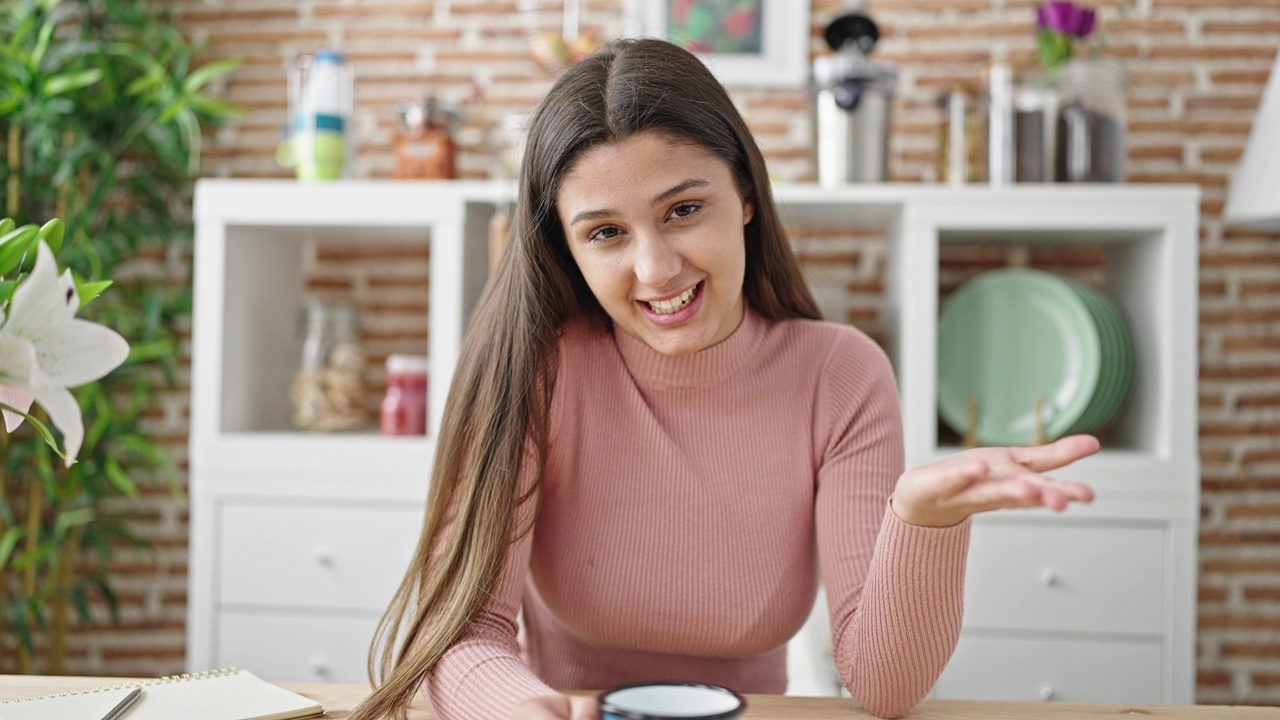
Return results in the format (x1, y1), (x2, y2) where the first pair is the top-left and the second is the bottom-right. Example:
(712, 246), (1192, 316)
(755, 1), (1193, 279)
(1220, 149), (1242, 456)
(422, 309), (971, 719)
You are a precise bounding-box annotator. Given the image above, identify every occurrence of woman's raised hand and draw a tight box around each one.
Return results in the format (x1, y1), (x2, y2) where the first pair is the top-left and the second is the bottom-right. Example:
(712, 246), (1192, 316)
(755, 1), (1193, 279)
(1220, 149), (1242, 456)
(512, 694), (599, 720)
(890, 434), (1100, 528)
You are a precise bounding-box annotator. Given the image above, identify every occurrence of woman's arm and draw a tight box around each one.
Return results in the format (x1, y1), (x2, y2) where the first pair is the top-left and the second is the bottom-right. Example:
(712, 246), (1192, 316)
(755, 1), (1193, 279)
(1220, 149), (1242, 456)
(422, 446), (561, 719)
(813, 330), (1097, 719)
(812, 332), (970, 719)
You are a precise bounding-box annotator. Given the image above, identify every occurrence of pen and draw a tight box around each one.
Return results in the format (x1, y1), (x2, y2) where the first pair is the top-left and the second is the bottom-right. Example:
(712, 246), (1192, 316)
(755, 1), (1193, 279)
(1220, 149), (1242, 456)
(100, 687), (142, 720)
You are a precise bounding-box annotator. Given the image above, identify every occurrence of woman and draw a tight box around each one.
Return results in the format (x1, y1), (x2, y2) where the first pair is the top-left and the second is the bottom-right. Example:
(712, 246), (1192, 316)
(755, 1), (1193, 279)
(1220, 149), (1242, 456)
(351, 38), (1097, 720)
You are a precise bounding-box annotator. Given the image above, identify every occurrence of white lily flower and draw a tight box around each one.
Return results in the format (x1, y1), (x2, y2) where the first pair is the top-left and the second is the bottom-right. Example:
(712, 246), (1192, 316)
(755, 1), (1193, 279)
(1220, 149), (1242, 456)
(0, 241), (130, 465)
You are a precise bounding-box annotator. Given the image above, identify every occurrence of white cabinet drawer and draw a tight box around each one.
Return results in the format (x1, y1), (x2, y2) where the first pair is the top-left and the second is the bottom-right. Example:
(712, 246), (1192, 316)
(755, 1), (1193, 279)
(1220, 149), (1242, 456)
(218, 502), (422, 611)
(963, 521), (1164, 635)
(218, 611), (380, 684)
(933, 635), (1163, 704)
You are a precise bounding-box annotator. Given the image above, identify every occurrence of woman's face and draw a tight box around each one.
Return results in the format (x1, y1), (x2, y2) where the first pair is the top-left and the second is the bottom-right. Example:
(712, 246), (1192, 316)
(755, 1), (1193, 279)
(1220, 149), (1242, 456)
(555, 131), (754, 357)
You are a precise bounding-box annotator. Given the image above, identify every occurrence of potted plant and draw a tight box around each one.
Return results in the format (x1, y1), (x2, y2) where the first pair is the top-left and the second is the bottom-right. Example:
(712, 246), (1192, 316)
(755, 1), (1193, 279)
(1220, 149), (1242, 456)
(0, 0), (241, 673)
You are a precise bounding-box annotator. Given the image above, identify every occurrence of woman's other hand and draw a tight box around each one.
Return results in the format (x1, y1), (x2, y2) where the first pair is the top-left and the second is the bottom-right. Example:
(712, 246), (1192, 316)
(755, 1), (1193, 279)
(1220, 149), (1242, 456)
(512, 694), (600, 720)
(891, 434), (1100, 527)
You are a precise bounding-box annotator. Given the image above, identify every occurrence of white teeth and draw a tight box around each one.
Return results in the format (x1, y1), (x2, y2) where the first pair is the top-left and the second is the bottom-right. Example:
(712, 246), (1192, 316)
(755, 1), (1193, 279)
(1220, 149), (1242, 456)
(647, 285), (697, 315)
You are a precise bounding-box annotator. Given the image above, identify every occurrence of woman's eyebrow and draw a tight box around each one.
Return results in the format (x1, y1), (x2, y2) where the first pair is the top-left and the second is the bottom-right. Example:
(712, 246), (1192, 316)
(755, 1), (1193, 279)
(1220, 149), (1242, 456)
(568, 178), (711, 226)
(569, 208), (616, 226)
(650, 178), (709, 207)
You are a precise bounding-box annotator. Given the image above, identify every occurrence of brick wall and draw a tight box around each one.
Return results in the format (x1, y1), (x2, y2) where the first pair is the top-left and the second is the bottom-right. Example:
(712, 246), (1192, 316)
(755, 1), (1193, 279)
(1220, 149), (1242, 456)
(46, 0), (1278, 705)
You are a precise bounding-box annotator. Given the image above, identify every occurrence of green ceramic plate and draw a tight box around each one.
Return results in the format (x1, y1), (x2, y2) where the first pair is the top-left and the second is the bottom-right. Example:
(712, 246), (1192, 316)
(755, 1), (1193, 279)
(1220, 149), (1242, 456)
(938, 268), (1102, 446)
(1064, 280), (1117, 434)
(1066, 279), (1134, 435)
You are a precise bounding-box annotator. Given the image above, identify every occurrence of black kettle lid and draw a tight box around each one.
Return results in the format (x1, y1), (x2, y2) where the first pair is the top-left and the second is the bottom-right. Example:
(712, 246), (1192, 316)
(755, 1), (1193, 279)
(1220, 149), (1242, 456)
(824, 13), (879, 54)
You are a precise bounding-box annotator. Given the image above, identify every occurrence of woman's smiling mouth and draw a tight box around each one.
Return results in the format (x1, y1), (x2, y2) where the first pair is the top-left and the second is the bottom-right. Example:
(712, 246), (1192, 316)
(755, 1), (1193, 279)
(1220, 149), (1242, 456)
(645, 283), (700, 314)
(639, 281), (704, 326)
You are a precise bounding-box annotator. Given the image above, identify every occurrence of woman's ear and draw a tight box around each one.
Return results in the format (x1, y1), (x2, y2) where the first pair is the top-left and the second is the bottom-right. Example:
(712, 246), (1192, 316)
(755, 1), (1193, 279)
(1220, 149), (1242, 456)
(743, 198), (755, 226)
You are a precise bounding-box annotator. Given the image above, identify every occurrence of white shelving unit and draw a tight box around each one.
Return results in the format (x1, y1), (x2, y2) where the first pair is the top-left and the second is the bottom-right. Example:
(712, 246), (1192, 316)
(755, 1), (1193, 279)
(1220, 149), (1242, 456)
(188, 180), (1199, 704)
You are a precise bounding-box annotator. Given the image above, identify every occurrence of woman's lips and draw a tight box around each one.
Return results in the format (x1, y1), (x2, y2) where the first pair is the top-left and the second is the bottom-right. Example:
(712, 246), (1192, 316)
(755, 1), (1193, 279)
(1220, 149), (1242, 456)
(639, 281), (704, 327)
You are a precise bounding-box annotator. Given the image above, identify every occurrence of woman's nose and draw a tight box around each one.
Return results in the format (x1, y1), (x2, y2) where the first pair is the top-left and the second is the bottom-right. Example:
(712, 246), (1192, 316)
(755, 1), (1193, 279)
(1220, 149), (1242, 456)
(633, 231), (682, 288)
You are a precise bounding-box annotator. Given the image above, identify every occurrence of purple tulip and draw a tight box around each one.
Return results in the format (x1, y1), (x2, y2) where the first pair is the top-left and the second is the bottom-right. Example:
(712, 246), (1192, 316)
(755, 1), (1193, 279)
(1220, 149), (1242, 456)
(1076, 8), (1096, 37)
(1036, 1), (1096, 38)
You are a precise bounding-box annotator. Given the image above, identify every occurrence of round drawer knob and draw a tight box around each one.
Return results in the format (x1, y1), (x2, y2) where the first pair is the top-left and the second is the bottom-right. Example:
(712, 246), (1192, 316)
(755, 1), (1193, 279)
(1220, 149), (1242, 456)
(1040, 570), (1057, 586)
(313, 547), (335, 567)
(1039, 686), (1055, 701)
(308, 658), (331, 678)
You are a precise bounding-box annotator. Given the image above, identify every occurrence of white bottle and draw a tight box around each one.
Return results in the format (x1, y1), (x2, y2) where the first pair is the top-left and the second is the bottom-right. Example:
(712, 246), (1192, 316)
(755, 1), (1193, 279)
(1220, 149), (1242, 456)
(306, 50), (346, 117)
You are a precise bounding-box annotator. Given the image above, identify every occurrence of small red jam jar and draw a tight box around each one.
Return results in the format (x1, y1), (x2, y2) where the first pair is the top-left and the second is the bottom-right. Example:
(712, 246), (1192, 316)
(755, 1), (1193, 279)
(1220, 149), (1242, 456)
(380, 354), (428, 436)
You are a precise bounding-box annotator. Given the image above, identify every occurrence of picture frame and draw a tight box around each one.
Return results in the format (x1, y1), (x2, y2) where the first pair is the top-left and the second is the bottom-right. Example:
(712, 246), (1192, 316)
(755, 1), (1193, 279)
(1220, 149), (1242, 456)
(625, 0), (810, 89)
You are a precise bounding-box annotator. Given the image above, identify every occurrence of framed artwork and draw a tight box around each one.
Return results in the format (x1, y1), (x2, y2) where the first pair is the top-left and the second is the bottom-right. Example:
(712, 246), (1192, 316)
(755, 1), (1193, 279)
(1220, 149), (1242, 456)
(627, 0), (810, 88)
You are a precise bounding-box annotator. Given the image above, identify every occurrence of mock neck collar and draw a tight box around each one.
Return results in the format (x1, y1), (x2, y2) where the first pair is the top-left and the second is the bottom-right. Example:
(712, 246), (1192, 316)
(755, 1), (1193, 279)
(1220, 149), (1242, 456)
(611, 306), (767, 389)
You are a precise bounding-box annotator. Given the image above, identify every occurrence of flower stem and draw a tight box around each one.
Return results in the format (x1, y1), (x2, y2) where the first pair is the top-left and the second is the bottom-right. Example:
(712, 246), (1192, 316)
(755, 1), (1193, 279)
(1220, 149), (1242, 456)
(48, 531), (77, 674)
(6, 124), (19, 219)
(0, 434), (8, 670)
(18, 477), (39, 674)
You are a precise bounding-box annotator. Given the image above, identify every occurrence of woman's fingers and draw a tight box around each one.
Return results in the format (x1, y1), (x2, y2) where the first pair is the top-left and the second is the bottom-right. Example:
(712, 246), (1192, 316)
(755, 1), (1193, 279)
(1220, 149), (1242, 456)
(946, 470), (1095, 515)
(932, 459), (988, 497)
(569, 696), (600, 720)
(1009, 434), (1101, 472)
(513, 694), (597, 720)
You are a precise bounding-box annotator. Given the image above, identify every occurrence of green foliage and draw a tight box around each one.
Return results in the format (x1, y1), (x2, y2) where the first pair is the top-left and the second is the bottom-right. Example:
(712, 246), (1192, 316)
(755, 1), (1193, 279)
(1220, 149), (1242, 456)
(1036, 27), (1076, 70)
(0, 0), (241, 672)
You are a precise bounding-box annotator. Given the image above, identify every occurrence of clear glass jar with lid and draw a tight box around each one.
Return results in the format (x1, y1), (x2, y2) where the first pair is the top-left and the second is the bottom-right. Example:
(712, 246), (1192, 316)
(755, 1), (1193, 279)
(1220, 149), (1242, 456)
(1055, 57), (1126, 183)
(291, 300), (367, 431)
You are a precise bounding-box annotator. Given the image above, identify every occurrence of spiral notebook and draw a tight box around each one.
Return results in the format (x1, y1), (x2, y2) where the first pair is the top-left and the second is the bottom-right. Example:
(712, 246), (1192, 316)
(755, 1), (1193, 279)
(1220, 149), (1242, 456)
(0, 668), (323, 720)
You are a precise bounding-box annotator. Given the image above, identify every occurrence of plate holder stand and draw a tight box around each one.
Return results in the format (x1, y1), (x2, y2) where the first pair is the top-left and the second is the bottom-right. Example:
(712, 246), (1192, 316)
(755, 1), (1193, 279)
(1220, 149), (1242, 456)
(962, 394), (1047, 448)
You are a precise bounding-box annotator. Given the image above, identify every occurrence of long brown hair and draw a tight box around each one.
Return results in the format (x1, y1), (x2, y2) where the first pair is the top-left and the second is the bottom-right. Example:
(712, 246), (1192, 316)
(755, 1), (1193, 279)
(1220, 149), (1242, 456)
(352, 38), (820, 720)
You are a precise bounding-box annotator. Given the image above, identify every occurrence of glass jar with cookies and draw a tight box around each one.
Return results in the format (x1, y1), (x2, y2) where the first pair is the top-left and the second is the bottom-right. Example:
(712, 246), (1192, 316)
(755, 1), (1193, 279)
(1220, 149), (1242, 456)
(291, 300), (367, 431)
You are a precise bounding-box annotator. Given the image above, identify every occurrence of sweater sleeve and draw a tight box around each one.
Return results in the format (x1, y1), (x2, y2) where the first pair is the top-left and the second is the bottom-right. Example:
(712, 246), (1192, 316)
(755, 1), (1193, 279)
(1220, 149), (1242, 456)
(420, 442), (560, 720)
(813, 330), (971, 719)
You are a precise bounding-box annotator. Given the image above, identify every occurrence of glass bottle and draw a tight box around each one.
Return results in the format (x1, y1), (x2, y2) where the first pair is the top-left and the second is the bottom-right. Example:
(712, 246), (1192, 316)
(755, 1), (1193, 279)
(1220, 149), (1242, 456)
(380, 354), (429, 436)
(1055, 58), (1127, 183)
(936, 83), (987, 184)
(1014, 66), (1059, 182)
(291, 300), (367, 431)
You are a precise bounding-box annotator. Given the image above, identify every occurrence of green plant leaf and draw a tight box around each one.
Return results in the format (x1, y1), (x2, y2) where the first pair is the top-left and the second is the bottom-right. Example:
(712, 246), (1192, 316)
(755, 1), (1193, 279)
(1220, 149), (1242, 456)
(175, 106), (201, 175)
(37, 217), (65, 254)
(42, 68), (103, 97)
(0, 224), (39, 276)
(9, 602), (35, 660)
(31, 14), (56, 69)
(75, 279), (113, 310)
(54, 507), (95, 537)
(0, 218), (15, 236)
(70, 587), (91, 625)
(89, 575), (120, 624)
(187, 93), (246, 120)
(125, 338), (175, 363)
(125, 72), (163, 97)
(103, 458), (139, 497)
(0, 526), (23, 572)
(0, 402), (71, 464)
(182, 57), (242, 94)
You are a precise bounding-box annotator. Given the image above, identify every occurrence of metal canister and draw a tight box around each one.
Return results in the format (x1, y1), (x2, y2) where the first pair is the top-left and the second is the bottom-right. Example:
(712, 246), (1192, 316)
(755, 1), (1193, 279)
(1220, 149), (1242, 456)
(813, 12), (897, 185)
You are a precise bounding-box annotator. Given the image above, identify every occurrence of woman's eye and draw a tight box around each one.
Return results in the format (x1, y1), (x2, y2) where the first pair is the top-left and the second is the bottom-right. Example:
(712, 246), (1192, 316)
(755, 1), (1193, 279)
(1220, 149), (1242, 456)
(670, 203), (702, 220)
(587, 225), (622, 243)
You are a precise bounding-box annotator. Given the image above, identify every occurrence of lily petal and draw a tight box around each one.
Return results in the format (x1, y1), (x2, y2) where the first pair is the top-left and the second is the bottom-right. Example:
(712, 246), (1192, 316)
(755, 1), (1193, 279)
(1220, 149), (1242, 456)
(32, 319), (130, 388)
(0, 330), (37, 388)
(0, 383), (33, 433)
(1, 242), (74, 345)
(34, 386), (83, 467)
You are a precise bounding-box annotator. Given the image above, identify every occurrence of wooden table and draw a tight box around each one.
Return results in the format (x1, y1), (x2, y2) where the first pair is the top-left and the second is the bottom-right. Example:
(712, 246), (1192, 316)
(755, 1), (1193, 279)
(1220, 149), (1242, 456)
(1, 675), (1276, 719)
